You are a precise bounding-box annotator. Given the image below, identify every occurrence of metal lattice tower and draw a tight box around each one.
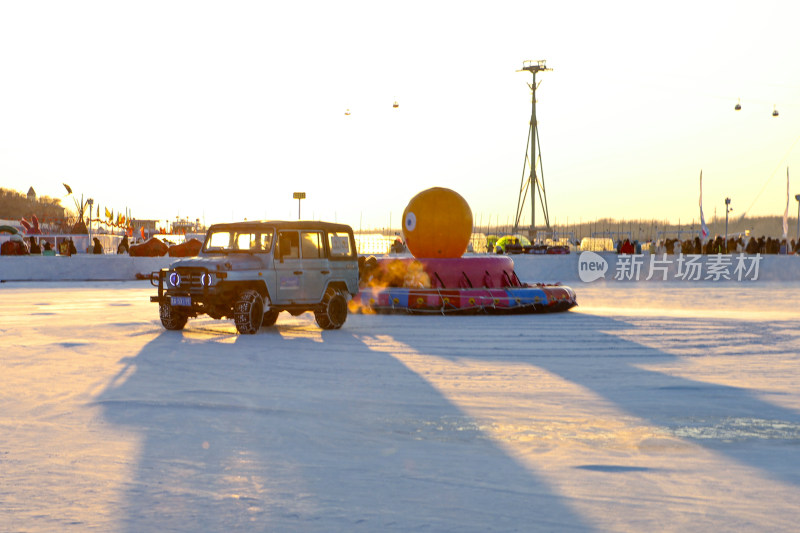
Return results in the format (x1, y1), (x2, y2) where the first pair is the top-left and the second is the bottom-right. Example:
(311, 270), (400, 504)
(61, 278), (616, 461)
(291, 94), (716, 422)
(514, 59), (551, 236)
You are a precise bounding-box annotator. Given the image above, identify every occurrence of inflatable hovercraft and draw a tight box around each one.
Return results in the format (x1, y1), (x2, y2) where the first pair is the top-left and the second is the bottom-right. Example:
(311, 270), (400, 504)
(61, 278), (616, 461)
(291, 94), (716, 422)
(353, 255), (576, 314)
(351, 187), (577, 315)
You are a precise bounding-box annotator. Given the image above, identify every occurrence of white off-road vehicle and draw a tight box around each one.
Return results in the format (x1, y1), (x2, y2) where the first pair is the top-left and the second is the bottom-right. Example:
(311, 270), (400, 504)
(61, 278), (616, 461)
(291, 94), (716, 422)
(150, 221), (359, 333)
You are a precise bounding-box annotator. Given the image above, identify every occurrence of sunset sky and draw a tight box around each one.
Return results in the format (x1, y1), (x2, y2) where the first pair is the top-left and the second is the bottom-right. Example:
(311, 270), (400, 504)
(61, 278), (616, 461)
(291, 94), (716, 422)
(1, 0), (799, 231)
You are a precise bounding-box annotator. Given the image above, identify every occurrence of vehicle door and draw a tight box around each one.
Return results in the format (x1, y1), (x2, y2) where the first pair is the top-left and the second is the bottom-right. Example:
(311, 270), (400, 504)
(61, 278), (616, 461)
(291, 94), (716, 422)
(238, 229), (276, 296)
(298, 230), (329, 302)
(274, 230), (302, 304)
(327, 229), (359, 292)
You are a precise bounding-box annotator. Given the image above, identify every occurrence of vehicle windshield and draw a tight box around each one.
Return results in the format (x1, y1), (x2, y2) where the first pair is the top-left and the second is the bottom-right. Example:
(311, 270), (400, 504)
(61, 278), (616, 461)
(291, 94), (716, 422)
(202, 228), (274, 253)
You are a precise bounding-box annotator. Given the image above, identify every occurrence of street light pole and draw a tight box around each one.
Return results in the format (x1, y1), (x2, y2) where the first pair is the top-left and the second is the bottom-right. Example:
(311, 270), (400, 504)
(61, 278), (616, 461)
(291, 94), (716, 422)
(293, 192), (306, 220)
(87, 198), (94, 247)
(724, 197), (731, 253)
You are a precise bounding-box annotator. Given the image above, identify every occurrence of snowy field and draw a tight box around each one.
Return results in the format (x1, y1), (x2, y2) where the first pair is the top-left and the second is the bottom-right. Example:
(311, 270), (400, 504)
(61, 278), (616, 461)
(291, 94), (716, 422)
(2, 280), (800, 532)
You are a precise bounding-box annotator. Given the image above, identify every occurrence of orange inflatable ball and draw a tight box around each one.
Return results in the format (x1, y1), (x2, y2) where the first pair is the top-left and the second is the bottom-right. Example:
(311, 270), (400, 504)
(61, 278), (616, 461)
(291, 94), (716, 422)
(402, 187), (473, 258)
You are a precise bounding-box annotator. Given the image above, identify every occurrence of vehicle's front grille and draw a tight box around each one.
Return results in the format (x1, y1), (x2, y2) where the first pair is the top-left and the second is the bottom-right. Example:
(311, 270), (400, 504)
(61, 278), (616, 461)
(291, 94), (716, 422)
(175, 268), (207, 290)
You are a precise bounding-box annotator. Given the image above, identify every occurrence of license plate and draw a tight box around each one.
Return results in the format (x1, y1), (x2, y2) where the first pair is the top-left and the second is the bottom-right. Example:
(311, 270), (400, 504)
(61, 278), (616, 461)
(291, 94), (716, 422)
(171, 296), (192, 307)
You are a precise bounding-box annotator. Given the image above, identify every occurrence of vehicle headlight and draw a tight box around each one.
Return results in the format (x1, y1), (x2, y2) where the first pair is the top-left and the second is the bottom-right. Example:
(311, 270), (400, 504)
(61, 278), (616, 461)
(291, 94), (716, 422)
(201, 273), (213, 287)
(168, 272), (181, 287)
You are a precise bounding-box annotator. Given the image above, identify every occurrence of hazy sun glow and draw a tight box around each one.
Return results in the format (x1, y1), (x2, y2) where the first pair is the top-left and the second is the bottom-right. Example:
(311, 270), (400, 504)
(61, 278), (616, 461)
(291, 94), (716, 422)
(1, 1), (799, 229)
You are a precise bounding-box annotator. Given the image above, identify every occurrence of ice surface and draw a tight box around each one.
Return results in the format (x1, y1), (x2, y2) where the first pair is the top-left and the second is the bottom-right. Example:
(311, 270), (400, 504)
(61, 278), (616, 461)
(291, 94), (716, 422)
(2, 280), (800, 531)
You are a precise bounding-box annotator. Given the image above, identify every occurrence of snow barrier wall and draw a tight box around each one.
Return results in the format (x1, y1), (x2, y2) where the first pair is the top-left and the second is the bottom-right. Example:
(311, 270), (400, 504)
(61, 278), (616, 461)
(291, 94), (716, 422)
(0, 255), (174, 282)
(0, 252), (798, 282)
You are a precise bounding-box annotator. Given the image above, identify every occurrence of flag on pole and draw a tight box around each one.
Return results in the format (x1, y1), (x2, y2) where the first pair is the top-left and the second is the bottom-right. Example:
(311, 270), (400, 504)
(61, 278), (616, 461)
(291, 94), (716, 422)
(783, 168), (789, 240)
(699, 170), (710, 240)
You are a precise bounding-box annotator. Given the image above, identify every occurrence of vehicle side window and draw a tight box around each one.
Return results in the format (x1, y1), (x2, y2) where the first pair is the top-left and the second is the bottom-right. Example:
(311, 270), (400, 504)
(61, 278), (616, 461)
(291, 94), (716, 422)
(301, 231), (324, 259)
(328, 231), (354, 258)
(279, 231), (300, 259)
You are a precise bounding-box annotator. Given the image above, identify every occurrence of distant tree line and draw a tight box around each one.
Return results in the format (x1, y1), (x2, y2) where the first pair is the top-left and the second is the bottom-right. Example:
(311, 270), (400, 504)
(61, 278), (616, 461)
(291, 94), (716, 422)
(537, 216), (799, 242)
(0, 187), (70, 229)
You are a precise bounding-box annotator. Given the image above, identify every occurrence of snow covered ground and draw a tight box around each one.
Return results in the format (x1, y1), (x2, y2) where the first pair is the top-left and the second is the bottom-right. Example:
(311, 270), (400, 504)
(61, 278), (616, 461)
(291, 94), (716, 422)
(2, 280), (800, 532)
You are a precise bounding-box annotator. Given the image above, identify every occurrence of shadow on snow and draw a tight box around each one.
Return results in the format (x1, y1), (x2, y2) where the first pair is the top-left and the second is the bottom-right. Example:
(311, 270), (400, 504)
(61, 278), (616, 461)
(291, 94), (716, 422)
(96, 320), (590, 532)
(384, 311), (800, 489)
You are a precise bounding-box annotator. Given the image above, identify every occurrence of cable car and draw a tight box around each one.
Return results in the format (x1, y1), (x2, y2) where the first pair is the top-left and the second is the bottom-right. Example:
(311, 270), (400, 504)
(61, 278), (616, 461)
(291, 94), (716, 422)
(345, 109), (351, 116)
(734, 99), (741, 111)
(393, 101), (399, 108)
(773, 105), (779, 117)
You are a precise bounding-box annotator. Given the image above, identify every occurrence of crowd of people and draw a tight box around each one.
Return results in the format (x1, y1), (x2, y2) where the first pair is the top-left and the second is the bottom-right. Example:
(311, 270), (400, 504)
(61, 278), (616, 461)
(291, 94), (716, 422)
(3, 231), (799, 257)
(0, 234), (132, 256)
(616, 235), (800, 255)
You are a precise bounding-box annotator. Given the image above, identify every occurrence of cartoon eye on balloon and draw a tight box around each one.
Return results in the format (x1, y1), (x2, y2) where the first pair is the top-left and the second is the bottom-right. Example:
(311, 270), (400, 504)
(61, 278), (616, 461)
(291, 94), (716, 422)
(404, 212), (417, 232)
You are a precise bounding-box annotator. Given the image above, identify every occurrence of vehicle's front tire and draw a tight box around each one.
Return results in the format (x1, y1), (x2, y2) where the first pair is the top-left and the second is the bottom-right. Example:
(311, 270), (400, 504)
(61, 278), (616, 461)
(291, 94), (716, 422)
(159, 302), (188, 330)
(234, 289), (264, 334)
(315, 289), (348, 330)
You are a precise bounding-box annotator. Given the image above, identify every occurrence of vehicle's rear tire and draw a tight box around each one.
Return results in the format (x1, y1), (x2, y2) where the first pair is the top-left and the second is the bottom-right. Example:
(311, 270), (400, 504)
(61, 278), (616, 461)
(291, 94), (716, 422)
(234, 289), (264, 334)
(262, 309), (280, 327)
(262, 296), (280, 327)
(315, 289), (348, 330)
(159, 302), (188, 330)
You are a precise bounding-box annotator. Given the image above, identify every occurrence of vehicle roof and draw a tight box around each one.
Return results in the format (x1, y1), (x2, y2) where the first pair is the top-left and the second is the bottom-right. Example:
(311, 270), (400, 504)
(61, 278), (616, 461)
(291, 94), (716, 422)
(206, 220), (354, 233)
